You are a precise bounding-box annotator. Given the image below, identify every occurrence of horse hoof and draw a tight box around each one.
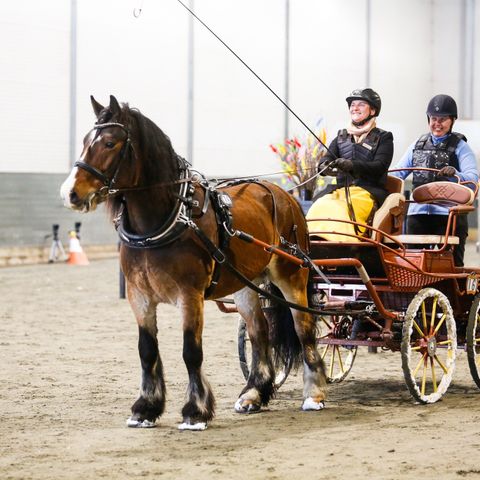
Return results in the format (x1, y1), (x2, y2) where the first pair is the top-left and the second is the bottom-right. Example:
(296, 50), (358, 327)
(126, 416), (156, 428)
(301, 397), (325, 411)
(234, 398), (261, 414)
(178, 421), (207, 431)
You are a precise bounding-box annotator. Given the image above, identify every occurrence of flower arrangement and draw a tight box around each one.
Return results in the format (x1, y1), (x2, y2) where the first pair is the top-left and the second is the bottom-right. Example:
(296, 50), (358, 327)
(269, 121), (328, 200)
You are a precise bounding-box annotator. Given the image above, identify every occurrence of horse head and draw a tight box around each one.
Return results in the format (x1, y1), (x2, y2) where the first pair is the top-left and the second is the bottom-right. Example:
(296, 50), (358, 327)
(60, 95), (136, 213)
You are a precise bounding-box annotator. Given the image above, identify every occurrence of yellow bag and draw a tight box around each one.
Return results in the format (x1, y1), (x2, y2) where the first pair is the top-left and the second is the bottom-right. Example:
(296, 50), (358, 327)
(306, 186), (375, 242)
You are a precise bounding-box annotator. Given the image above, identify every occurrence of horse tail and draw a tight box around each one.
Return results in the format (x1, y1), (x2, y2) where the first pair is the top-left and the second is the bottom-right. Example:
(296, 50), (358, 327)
(262, 283), (303, 372)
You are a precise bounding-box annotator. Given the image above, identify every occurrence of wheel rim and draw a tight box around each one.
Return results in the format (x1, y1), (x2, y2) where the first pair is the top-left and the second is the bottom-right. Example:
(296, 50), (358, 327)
(316, 315), (357, 383)
(466, 294), (480, 388)
(401, 288), (456, 404)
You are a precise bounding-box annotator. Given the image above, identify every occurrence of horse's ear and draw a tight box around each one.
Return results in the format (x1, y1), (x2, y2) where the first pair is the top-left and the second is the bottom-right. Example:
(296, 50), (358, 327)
(90, 96), (104, 118)
(109, 95), (122, 116)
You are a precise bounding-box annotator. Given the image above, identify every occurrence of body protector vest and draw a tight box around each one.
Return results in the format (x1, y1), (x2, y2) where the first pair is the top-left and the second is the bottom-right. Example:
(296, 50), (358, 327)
(336, 127), (386, 189)
(337, 127), (382, 163)
(412, 132), (466, 188)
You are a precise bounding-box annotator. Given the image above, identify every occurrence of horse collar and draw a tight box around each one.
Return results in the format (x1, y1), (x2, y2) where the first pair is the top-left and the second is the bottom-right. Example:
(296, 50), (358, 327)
(115, 163), (195, 249)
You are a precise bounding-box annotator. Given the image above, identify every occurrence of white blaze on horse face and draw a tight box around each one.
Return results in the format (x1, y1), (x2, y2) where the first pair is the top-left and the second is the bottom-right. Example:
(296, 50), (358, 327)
(60, 166), (79, 208)
(60, 131), (95, 208)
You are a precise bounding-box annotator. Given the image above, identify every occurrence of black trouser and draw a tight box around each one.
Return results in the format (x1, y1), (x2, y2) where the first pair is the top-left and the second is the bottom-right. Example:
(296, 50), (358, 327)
(406, 214), (468, 267)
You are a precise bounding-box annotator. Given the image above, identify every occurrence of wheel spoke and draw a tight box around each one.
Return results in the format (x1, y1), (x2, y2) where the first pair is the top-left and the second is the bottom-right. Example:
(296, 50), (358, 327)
(328, 346), (336, 378)
(319, 316), (333, 329)
(434, 354), (448, 374)
(320, 345), (329, 360)
(337, 347), (345, 374)
(319, 316), (357, 383)
(413, 352), (427, 376)
(437, 339), (453, 346)
(421, 301), (427, 333)
(317, 333), (331, 340)
(432, 313), (447, 336)
(421, 357), (428, 395)
(430, 357), (438, 392)
(412, 345), (423, 351)
(413, 320), (427, 339)
(429, 296), (438, 336)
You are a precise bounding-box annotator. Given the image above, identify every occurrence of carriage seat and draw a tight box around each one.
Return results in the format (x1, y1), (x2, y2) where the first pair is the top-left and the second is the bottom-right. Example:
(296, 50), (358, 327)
(382, 181), (475, 246)
(382, 234), (459, 245)
(371, 176), (406, 240)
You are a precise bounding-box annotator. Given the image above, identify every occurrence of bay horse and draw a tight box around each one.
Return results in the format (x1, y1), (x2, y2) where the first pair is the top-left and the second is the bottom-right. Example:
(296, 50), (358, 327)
(60, 95), (327, 430)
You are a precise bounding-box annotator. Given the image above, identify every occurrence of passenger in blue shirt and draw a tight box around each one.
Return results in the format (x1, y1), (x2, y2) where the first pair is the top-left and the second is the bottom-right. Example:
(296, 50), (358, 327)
(392, 94), (478, 266)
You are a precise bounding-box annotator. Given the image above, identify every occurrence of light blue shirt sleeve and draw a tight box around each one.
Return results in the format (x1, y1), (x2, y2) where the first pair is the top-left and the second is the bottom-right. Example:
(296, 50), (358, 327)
(454, 140), (478, 187)
(389, 141), (416, 179)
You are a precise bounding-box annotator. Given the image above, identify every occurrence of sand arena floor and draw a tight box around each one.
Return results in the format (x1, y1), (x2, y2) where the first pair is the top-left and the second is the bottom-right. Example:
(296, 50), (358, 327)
(1, 250), (480, 479)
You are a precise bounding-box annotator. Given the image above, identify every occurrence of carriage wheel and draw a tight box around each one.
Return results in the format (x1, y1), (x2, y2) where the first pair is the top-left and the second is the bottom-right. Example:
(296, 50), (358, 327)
(237, 316), (292, 388)
(401, 288), (456, 404)
(316, 315), (357, 383)
(466, 294), (480, 388)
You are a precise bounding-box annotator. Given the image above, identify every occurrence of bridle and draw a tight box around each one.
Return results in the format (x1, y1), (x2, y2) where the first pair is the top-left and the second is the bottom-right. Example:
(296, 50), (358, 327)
(74, 122), (132, 197)
(73, 120), (201, 248)
(74, 121), (196, 198)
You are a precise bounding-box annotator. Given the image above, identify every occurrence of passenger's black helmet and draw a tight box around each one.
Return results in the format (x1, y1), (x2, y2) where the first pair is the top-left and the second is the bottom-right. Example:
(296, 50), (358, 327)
(426, 94), (458, 119)
(346, 88), (381, 116)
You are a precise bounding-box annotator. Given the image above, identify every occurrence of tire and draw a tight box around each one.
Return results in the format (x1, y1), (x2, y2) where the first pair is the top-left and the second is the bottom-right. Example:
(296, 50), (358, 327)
(466, 294), (480, 388)
(401, 288), (456, 404)
(237, 316), (291, 388)
(315, 315), (357, 383)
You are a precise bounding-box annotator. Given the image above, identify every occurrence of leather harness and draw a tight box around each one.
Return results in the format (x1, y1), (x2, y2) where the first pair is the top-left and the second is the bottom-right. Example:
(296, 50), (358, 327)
(74, 120), (316, 300)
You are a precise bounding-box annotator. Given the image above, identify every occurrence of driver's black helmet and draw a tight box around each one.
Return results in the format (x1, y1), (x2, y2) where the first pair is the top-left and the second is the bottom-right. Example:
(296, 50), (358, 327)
(346, 88), (381, 116)
(426, 94), (458, 119)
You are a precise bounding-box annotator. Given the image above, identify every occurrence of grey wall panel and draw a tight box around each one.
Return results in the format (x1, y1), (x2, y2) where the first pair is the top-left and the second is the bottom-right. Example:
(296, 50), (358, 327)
(0, 173), (117, 247)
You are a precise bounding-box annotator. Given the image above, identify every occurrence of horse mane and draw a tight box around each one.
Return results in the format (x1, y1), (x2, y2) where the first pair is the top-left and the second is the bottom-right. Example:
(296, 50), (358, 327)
(101, 103), (181, 221)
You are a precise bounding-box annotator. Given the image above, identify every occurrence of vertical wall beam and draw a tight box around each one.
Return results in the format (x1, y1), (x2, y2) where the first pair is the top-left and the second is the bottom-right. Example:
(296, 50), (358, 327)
(69, 0), (77, 167)
(365, 0), (371, 86)
(284, 0), (290, 140)
(460, 0), (475, 119)
(187, 0), (195, 164)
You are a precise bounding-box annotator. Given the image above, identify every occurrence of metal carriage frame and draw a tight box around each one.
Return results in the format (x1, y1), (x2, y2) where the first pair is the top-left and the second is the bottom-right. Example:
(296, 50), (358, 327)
(218, 170), (480, 404)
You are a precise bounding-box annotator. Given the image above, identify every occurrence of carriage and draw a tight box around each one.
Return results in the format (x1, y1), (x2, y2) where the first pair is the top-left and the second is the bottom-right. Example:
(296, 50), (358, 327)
(219, 172), (480, 404)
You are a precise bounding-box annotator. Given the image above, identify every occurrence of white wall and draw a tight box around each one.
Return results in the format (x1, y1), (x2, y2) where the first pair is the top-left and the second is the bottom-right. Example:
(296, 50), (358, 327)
(476, 0), (480, 117)
(0, 0), (478, 176)
(0, 0), (70, 173)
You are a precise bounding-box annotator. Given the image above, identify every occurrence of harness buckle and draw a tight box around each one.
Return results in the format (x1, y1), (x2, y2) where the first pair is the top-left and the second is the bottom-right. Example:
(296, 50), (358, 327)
(223, 221), (236, 237)
(212, 250), (226, 264)
(190, 172), (203, 184)
(98, 186), (110, 197)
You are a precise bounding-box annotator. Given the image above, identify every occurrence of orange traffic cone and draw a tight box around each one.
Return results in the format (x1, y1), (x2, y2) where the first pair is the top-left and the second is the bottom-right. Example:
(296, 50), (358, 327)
(67, 231), (89, 265)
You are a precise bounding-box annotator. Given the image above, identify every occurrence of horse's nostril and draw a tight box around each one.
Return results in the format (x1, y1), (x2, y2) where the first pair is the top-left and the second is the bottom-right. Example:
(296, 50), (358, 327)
(69, 190), (79, 204)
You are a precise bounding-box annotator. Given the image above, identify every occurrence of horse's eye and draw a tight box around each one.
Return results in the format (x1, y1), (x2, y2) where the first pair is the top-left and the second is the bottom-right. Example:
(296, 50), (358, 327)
(105, 141), (115, 149)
